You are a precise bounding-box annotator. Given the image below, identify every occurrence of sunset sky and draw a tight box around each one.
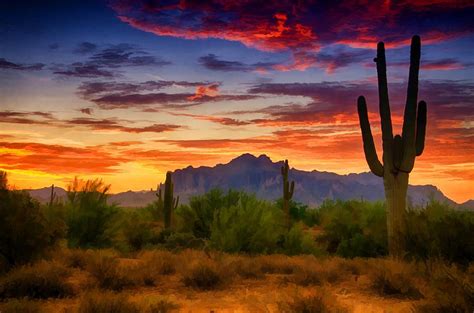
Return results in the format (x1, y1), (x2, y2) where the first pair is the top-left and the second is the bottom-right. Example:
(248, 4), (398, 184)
(0, 0), (473, 202)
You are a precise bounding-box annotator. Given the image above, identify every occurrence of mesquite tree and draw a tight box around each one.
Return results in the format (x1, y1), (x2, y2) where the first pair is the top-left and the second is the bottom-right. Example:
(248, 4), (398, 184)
(281, 160), (295, 230)
(357, 35), (427, 257)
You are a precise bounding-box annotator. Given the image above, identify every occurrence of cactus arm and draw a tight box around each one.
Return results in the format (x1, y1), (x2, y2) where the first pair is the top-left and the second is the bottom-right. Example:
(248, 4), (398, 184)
(375, 42), (394, 169)
(415, 100), (427, 156)
(357, 96), (384, 177)
(400, 36), (421, 172)
(393, 135), (403, 171)
(174, 196), (179, 209)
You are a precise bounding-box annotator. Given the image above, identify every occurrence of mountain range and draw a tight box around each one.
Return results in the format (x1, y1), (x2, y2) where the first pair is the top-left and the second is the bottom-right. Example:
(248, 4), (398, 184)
(26, 153), (473, 209)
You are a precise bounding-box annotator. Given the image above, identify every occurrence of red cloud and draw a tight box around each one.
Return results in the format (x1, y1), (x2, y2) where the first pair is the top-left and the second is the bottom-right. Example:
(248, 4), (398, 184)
(188, 83), (220, 101)
(111, 0), (473, 71)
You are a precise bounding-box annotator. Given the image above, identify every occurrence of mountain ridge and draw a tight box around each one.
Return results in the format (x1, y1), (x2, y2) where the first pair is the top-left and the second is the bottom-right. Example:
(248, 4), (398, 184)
(24, 153), (472, 209)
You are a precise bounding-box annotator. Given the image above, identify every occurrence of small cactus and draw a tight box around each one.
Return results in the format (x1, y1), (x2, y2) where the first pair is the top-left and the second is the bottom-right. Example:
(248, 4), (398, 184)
(357, 35), (427, 257)
(281, 160), (295, 230)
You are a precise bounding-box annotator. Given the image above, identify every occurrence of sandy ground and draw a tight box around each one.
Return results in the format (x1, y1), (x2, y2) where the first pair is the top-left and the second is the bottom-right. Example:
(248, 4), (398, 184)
(36, 263), (421, 313)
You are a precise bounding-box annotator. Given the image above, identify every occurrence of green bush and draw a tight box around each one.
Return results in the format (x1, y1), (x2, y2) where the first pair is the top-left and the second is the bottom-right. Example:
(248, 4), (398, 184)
(176, 189), (240, 238)
(404, 200), (474, 264)
(0, 174), (57, 267)
(318, 200), (387, 258)
(121, 212), (153, 251)
(282, 223), (319, 255)
(0, 261), (72, 299)
(210, 193), (283, 253)
(66, 178), (118, 248)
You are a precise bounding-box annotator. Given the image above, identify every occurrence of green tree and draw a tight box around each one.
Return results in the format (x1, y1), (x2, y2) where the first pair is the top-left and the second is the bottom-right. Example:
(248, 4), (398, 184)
(65, 178), (118, 248)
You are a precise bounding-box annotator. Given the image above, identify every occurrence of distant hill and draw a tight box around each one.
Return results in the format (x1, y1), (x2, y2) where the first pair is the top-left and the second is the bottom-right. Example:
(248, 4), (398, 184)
(26, 153), (471, 209)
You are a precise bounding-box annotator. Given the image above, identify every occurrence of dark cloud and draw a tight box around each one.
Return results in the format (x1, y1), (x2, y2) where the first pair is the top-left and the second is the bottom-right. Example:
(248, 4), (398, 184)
(0, 58), (45, 71)
(243, 79), (474, 125)
(53, 63), (115, 78)
(390, 58), (470, 71)
(77, 80), (259, 109)
(0, 110), (183, 134)
(80, 108), (93, 115)
(74, 42), (97, 54)
(199, 54), (277, 72)
(111, 0), (474, 71)
(54, 43), (171, 78)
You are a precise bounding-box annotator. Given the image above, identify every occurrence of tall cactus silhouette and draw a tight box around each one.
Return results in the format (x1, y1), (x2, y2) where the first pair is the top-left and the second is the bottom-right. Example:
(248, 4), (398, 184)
(281, 160), (295, 230)
(357, 35), (427, 257)
(159, 171), (179, 230)
(49, 184), (56, 208)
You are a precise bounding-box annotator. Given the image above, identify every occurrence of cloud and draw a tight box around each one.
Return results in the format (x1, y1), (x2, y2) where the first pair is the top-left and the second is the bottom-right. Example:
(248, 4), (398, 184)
(0, 141), (125, 174)
(80, 108), (93, 115)
(74, 42), (97, 54)
(391, 58), (470, 71)
(77, 80), (259, 109)
(170, 112), (251, 126)
(54, 43), (171, 78)
(111, 0), (474, 71)
(53, 63), (115, 78)
(0, 110), (183, 134)
(0, 58), (45, 71)
(199, 54), (278, 72)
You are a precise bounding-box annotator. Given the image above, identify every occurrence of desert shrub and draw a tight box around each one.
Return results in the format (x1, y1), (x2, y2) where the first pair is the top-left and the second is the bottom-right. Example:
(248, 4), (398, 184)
(0, 175), (57, 267)
(413, 263), (474, 313)
(0, 299), (43, 313)
(85, 251), (134, 290)
(140, 250), (176, 275)
(176, 189), (240, 238)
(210, 193), (283, 253)
(146, 298), (179, 313)
(257, 255), (296, 274)
(182, 260), (224, 290)
(318, 200), (387, 258)
(282, 223), (319, 255)
(278, 291), (348, 313)
(276, 199), (321, 227)
(78, 291), (139, 313)
(66, 178), (118, 248)
(57, 248), (92, 269)
(121, 212), (153, 251)
(369, 259), (422, 299)
(405, 200), (474, 264)
(226, 256), (264, 279)
(0, 260), (72, 299)
(163, 231), (204, 249)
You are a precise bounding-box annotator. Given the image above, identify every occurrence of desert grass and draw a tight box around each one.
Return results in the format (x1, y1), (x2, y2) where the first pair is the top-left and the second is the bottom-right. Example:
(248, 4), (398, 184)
(278, 289), (349, 313)
(0, 260), (73, 299)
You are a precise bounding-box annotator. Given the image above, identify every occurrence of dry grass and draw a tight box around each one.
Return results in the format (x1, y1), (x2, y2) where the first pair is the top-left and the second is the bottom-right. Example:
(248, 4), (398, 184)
(181, 258), (226, 290)
(368, 259), (422, 299)
(0, 260), (73, 299)
(77, 291), (139, 313)
(0, 299), (43, 313)
(278, 290), (349, 313)
(85, 251), (136, 291)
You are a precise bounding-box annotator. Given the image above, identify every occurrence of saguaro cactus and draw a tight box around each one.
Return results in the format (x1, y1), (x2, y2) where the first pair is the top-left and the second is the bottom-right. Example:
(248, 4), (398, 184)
(49, 184), (56, 208)
(161, 171), (179, 230)
(281, 160), (295, 230)
(357, 35), (427, 257)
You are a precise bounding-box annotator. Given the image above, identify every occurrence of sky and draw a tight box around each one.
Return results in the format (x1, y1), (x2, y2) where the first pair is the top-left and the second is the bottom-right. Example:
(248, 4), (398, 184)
(0, 0), (473, 202)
